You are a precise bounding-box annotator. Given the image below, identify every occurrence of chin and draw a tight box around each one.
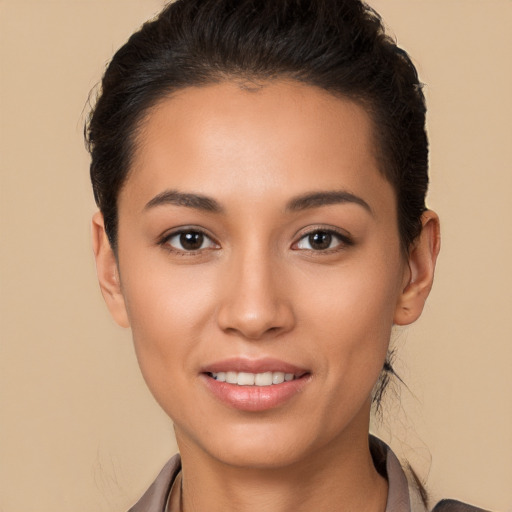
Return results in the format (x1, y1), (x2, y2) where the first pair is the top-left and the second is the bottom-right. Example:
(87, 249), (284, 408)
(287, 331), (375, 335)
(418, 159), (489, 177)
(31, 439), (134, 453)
(176, 417), (339, 471)
(213, 441), (311, 470)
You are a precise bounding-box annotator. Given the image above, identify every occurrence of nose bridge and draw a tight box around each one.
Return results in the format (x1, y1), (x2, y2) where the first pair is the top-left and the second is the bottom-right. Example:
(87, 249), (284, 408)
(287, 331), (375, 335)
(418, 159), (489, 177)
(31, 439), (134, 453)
(216, 237), (294, 339)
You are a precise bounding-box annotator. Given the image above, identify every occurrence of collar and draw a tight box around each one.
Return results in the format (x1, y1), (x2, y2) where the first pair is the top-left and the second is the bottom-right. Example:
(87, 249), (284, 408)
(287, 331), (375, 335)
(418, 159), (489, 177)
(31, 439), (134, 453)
(371, 436), (428, 512)
(128, 437), (425, 512)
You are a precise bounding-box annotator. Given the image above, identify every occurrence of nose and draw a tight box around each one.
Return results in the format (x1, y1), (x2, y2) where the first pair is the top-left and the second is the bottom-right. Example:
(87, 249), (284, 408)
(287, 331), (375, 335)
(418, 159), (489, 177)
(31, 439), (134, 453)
(216, 248), (295, 340)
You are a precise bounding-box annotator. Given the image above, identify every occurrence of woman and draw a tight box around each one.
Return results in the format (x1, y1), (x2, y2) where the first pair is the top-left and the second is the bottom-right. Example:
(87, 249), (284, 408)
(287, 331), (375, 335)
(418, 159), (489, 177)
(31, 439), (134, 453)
(86, 1), (487, 510)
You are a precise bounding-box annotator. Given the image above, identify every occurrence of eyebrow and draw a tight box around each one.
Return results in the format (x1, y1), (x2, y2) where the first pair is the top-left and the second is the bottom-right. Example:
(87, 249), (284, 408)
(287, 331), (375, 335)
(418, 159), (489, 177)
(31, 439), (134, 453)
(144, 190), (223, 213)
(144, 189), (372, 215)
(285, 190), (373, 215)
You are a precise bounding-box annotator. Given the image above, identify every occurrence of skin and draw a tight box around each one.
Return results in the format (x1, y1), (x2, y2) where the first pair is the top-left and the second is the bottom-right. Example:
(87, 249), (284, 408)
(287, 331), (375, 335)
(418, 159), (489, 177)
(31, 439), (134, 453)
(93, 81), (440, 512)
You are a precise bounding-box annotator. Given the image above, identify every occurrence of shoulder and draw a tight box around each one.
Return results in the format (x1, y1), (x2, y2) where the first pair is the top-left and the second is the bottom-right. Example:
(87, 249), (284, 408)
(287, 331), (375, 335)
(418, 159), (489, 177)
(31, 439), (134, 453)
(432, 499), (492, 512)
(370, 436), (492, 512)
(127, 454), (181, 512)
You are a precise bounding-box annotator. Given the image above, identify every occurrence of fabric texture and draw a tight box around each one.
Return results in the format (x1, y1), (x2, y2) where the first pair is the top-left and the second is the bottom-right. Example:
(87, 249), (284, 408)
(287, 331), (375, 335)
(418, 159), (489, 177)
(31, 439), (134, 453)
(432, 500), (491, 512)
(127, 438), (489, 512)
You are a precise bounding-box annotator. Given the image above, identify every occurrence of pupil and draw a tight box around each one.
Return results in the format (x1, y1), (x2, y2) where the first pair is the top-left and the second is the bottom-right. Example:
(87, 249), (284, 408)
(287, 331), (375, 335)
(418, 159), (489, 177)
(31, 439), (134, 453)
(309, 231), (332, 250)
(180, 232), (203, 250)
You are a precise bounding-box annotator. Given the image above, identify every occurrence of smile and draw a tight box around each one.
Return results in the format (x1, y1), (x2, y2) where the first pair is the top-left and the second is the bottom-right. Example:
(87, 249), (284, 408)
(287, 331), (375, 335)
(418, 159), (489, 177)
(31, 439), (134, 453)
(210, 371), (297, 386)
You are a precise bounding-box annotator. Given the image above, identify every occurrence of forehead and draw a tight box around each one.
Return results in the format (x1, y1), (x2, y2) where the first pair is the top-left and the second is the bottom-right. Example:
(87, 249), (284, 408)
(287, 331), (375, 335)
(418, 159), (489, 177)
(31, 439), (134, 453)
(121, 80), (394, 215)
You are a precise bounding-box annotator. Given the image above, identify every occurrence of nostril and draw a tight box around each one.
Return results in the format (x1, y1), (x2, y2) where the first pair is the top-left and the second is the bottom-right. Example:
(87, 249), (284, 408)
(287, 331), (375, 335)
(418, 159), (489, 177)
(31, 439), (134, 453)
(221, 323), (286, 340)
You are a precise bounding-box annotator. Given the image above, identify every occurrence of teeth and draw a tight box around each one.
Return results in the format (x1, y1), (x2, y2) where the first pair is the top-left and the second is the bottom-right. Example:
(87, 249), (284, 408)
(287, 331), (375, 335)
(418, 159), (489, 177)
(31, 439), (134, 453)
(226, 371), (237, 384)
(237, 372), (255, 386)
(254, 372), (272, 386)
(211, 371), (297, 386)
(272, 372), (285, 384)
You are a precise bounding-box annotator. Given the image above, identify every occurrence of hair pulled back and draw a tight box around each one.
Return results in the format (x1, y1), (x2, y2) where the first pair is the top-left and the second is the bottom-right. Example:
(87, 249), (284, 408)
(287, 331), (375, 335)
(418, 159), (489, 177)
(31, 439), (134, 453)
(86, 0), (428, 253)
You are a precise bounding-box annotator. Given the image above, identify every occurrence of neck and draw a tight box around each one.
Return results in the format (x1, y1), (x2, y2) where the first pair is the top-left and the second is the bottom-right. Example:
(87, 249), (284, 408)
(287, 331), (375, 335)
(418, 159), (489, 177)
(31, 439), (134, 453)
(176, 425), (387, 512)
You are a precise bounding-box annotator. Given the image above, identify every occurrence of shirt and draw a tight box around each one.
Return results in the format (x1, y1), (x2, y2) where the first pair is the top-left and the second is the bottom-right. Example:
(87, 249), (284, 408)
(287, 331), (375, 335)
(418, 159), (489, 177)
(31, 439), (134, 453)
(127, 437), (489, 512)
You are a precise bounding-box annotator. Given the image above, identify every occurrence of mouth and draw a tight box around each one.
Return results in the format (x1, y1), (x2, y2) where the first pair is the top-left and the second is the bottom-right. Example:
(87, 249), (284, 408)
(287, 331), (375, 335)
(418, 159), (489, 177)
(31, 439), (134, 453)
(201, 359), (311, 411)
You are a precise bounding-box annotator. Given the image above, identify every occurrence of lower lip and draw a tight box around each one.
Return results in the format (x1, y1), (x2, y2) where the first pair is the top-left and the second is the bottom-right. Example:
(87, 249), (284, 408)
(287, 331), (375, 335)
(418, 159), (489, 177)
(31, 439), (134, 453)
(201, 374), (310, 412)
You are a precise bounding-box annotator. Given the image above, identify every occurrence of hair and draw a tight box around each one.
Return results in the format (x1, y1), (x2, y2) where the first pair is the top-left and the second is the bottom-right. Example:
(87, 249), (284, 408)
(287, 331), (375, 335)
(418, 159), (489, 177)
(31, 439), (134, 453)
(85, 0), (429, 501)
(85, 0), (428, 254)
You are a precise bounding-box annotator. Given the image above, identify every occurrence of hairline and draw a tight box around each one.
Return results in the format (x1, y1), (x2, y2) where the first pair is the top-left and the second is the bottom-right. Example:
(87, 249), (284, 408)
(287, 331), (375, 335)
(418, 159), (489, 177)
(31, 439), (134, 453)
(110, 75), (402, 252)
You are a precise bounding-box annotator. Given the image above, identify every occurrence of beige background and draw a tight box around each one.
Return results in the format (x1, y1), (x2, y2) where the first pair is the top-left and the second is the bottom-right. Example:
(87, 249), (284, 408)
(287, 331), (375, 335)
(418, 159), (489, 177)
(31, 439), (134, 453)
(0, 0), (511, 510)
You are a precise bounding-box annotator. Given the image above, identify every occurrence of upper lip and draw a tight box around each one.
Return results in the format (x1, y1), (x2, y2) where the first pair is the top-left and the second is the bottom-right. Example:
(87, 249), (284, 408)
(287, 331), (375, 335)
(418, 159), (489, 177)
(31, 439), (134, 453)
(201, 357), (309, 376)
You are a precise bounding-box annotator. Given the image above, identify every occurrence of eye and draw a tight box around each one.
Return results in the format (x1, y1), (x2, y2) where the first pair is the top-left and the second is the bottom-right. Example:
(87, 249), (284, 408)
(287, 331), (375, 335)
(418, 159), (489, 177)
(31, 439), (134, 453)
(163, 229), (218, 252)
(294, 229), (352, 251)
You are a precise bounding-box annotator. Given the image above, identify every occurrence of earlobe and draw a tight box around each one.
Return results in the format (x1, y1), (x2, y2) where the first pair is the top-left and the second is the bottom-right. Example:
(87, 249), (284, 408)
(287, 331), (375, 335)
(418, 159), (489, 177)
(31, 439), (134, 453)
(394, 210), (441, 326)
(91, 212), (130, 328)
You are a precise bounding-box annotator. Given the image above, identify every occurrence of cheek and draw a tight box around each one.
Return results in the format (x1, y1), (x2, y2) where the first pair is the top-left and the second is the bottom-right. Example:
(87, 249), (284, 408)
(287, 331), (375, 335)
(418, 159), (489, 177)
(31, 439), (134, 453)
(118, 257), (218, 400)
(298, 250), (403, 390)
(122, 248), (217, 329)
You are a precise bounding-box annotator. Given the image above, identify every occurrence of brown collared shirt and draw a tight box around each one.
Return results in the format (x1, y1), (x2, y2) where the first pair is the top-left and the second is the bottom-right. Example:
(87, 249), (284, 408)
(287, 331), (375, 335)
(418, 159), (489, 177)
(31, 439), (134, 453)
(127, 437), (489, 512)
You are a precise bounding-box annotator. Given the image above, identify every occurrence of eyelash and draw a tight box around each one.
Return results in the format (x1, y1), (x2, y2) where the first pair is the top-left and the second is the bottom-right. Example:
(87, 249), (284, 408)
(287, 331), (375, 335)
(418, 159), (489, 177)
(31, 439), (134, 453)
(292, 228), (354, 253)
(158, 227), (353, 255)
(158, 227), (219, 255)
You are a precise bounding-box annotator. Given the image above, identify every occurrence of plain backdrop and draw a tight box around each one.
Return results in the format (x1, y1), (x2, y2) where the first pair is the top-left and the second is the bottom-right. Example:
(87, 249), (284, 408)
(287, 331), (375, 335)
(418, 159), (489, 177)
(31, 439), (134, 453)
(0, 1), (511, 510)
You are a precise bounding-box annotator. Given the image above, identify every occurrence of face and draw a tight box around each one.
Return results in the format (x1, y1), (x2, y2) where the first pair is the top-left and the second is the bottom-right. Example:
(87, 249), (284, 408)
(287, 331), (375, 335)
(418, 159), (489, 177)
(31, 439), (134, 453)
(95, 81), (432, 470)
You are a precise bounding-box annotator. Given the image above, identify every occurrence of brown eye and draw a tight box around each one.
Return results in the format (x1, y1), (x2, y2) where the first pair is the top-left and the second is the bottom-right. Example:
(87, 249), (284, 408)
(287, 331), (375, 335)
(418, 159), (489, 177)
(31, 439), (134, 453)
(294, 229), (351, 251)
(165, 230), (217, 252)
(180, 232), (204, 250)
(308, 231), (332, 250)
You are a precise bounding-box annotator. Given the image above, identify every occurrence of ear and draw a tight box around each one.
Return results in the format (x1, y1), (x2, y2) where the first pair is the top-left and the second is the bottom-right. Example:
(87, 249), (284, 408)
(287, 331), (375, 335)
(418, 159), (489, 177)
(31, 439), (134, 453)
(91, 212), (130, 328)
(394, 210), (441, 326)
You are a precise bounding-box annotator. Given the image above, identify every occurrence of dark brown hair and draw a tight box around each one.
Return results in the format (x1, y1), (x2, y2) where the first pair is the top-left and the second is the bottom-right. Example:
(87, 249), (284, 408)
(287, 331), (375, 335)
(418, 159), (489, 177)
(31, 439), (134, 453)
(85, 0), (428, 254)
